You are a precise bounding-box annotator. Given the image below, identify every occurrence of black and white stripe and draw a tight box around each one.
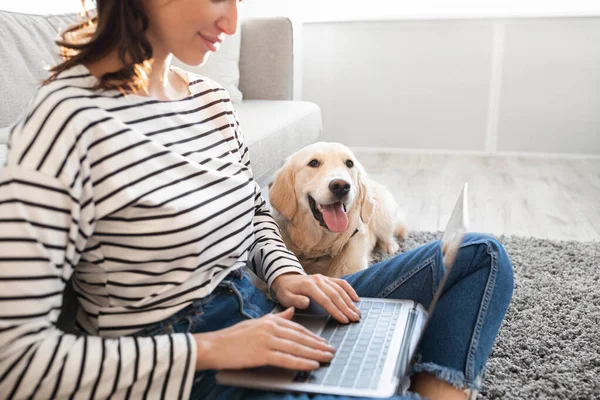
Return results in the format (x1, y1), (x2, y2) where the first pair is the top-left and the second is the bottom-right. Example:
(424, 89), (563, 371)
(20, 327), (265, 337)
(0, 65), (304, 399)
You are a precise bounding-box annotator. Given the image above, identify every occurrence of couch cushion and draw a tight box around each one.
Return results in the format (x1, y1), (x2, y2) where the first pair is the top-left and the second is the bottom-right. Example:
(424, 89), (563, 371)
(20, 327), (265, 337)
(235, 100), (322, 186)
(0, 126), (8, 144)
(0, 11), (78, 128)
(0, 126), (8, 164)
(0, 144), (6, 166)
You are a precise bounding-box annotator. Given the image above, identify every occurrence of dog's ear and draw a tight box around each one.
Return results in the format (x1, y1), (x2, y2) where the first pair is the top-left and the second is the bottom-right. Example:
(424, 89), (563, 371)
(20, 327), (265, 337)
(356, 163), (376, 224)
(269, 163), (297, 220)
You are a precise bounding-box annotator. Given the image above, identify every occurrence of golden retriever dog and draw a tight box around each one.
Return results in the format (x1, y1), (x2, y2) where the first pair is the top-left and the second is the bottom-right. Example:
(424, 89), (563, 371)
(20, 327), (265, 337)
(269, 142), (407, 278)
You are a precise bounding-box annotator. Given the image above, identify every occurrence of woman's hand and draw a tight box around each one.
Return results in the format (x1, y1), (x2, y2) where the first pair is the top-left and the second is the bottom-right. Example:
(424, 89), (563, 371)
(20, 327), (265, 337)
(193, 307), (335, 371)
(270, 273), (361, 324)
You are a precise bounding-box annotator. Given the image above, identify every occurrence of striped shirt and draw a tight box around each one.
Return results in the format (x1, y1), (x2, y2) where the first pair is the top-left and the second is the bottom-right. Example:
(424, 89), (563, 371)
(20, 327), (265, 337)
(0, 64), (305, 399)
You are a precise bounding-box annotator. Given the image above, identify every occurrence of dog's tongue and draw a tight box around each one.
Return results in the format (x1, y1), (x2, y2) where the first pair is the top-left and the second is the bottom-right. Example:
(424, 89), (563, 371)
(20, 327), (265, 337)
(322, 202), (348, 233)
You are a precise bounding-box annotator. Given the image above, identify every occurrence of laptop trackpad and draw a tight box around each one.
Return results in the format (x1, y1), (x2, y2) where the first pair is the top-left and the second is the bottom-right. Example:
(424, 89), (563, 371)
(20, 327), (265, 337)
(292, 315), (328, 335)
(279, 300), (331, 335)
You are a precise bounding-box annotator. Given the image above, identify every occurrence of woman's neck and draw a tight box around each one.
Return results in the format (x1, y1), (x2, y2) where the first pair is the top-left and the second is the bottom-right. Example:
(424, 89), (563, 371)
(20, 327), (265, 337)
(84, 50), (190, 101)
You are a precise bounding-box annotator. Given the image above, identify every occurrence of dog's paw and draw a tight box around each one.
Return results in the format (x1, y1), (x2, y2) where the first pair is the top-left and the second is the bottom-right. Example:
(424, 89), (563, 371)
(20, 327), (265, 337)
(378, 239), (400, 255)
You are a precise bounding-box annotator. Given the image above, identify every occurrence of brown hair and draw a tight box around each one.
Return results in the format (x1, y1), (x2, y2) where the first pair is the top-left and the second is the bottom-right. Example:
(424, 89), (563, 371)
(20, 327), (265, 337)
(44, 0), (154, 94)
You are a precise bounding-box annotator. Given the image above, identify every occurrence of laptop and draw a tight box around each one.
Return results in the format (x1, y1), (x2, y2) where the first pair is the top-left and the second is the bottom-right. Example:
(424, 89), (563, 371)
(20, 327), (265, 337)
(216, 183), (470, 398)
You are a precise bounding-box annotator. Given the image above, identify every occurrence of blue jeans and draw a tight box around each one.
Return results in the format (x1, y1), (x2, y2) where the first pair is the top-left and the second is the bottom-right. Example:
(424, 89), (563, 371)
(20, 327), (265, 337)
(135, 233), (514, 400)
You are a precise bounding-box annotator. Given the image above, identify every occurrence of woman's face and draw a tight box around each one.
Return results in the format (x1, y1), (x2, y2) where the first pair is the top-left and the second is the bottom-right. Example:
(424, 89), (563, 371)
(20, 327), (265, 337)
(145, 0), (239, 66)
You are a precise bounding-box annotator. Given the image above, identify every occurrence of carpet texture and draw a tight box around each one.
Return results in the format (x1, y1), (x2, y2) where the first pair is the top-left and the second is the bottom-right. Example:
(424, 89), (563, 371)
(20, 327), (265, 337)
(372, 232), (600, 400)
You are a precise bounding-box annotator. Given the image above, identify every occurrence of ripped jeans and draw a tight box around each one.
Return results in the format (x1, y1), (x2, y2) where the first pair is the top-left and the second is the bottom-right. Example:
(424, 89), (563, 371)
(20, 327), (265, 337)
(137, 233), (514, 400)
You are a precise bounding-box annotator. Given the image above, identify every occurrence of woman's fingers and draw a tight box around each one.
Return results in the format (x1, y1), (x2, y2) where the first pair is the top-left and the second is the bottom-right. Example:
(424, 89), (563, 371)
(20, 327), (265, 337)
(283, 293), (311, 309)
(272, 310), (326, 343)
(273, 275), (362, 325)
(302, 281), (351, 323)
(267, 351), (320, 371)
(270, 336), (334, 364)
(325, 279), (360, 317)
(274, 315), (329, 345)
(332, 278), (360, 302)
(316, 279), (360, 322)
(275, 306), (296, 320)
(273, 323), (336, 353)
(264, 317), (336, 371)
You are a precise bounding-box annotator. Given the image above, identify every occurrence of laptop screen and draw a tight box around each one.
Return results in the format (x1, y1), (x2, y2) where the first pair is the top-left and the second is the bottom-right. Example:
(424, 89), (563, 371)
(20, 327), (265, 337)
(428, 182), (469, 316)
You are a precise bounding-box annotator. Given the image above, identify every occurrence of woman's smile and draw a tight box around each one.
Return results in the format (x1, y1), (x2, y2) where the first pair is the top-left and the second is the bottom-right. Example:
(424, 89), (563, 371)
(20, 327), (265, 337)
(198, 32), (222, 52)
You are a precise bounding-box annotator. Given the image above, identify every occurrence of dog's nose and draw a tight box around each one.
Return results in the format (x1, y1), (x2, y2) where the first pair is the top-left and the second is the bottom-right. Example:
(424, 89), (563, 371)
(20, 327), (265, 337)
(329, 179), (351, 197)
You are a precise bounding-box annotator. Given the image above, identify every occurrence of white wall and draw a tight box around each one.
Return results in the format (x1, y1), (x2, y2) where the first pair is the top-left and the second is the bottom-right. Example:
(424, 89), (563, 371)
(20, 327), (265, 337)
(287, 0), (600, 22)
(239, 0), (600, 21)
(302, 18), (600, 155)
(239, 2), (600, 156)
(497, 19), (600, 154)
(239, 0), (296, 19)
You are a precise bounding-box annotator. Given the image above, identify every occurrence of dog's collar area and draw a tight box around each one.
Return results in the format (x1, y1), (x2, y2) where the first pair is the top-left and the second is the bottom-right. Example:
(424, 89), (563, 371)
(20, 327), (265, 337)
(306, 229), (359, 263)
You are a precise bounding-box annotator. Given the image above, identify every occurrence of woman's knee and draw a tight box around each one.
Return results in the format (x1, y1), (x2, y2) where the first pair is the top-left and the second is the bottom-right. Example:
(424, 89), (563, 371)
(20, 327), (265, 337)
(488, 235), (514, 302)
(462, 233), (514, 297)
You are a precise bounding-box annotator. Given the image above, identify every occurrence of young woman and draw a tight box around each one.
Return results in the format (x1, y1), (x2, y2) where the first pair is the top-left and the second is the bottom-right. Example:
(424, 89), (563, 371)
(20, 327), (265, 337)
(0, 1), (514, 399)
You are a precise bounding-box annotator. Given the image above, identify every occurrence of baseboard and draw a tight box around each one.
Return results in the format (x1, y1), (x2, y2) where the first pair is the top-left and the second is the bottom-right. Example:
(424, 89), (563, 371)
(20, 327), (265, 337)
(349, 146), (600, 160)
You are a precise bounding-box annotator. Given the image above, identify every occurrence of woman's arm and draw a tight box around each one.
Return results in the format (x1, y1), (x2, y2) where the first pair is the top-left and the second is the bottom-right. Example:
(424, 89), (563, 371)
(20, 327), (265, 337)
(0, 166), (196, 399)
(227, 110), (307, 289)
(0, 80), (201, 400)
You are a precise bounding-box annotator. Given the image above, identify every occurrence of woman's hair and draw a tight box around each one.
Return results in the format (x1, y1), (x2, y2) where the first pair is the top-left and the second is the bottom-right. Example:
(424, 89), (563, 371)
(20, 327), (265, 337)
(44, 0), (154, 94)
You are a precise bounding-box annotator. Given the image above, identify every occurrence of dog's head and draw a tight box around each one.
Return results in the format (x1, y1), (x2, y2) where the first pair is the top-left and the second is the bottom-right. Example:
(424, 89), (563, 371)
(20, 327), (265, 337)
(269, 142), (375, 233)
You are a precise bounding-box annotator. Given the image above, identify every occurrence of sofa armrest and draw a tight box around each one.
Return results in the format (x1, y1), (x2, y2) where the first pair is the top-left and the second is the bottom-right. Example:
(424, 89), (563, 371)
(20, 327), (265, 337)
(239, 17), (294, 101)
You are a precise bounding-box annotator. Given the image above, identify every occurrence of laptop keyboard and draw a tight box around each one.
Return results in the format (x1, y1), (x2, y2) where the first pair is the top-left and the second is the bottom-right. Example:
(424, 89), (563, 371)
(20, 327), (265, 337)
(293, 300), (402, 390)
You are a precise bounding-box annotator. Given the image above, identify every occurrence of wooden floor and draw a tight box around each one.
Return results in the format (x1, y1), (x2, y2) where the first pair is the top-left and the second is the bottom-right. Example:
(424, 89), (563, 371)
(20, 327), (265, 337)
(352, 152), (600, 242)
(262, 153), (600, 242)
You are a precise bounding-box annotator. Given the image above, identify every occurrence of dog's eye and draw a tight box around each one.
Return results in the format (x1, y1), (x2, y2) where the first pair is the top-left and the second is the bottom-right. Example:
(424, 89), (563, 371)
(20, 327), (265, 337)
(308, 159), (320, 168)
(346, 160), (354, 168)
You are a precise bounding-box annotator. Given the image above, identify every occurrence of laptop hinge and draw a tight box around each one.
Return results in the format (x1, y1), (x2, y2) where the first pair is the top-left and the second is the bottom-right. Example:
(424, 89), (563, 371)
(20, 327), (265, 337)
(394, 302), (419, 394)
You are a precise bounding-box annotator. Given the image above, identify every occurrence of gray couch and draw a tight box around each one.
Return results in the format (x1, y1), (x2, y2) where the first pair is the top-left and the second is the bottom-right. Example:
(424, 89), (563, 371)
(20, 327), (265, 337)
(0, 10), (322, 187)
(0, 10), (322, 331)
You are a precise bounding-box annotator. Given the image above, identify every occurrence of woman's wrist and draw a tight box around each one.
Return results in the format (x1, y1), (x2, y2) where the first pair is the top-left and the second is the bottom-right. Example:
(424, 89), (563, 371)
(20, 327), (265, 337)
(193, 332), (217, 370)
(270, 272), (303, 297)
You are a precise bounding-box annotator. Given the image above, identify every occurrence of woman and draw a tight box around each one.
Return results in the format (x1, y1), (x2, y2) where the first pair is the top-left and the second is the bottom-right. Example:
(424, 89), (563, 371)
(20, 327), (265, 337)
(0, 1), (514, 399)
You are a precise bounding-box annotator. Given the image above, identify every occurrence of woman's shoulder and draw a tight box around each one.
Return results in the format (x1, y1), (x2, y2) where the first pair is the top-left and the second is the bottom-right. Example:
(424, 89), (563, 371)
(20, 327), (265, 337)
(37, 64), (99, 100)
(5, 66), (106, 170)
(22, 65), (102, 128)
